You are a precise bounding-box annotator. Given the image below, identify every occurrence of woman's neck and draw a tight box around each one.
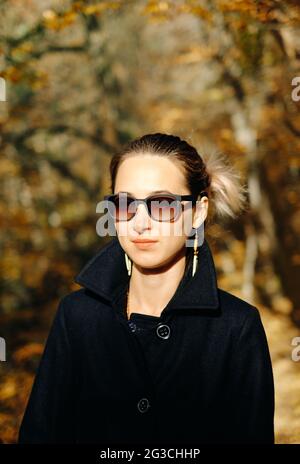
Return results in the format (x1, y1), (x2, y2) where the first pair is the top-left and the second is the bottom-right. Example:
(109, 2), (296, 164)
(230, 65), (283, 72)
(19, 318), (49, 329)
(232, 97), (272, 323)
(127, 248), (187, 318)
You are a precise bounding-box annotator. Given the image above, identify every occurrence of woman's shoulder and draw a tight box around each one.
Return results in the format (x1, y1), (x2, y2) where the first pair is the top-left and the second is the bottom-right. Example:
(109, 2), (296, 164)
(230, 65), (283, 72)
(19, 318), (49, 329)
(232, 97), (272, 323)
(217, 287), (263, 332)
(218, 287), (258, 313)
(55, 288), (110, 326)
(217, 289), (272, 367)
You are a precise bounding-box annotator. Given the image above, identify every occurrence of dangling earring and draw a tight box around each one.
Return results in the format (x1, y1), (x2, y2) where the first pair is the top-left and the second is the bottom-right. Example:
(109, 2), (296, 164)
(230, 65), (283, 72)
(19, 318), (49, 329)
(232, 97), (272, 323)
(124, 252), (132, 276)
(192, 229), (199, 277)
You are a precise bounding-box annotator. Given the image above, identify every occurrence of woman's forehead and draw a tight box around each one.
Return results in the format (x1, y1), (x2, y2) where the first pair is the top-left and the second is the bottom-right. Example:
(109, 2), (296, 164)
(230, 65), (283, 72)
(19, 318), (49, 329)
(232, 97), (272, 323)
(115, 155), (187, 192)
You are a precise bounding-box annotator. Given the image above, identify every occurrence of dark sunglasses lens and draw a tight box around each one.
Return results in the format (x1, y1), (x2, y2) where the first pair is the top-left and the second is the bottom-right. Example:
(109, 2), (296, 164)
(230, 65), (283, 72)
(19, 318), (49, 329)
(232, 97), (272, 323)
(111, 195), (136, 221)
(148, 196), (180, 222)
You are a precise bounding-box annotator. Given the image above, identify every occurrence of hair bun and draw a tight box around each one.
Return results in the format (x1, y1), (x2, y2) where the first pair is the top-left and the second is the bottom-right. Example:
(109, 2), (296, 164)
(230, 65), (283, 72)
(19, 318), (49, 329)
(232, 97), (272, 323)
(201, 149), (248, 220)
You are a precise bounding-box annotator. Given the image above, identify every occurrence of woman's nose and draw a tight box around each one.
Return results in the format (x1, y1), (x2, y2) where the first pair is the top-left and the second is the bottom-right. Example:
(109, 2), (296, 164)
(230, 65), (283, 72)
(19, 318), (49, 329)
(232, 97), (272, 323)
(132, 203), (151, 232)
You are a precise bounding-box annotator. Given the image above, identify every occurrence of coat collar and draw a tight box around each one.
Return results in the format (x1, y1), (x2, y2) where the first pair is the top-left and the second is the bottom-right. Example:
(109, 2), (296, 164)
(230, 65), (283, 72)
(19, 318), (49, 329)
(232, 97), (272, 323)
(73, 237), (220, 315)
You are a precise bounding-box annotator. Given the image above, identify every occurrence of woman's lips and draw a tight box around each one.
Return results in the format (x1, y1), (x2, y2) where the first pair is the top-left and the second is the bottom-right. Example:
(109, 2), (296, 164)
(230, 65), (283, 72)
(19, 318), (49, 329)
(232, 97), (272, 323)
(132, 240), (158, 249)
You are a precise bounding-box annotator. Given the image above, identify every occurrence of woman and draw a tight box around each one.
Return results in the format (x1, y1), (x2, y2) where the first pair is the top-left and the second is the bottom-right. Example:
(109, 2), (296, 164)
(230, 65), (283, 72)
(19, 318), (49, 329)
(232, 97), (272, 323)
(18, 133), (275, 444)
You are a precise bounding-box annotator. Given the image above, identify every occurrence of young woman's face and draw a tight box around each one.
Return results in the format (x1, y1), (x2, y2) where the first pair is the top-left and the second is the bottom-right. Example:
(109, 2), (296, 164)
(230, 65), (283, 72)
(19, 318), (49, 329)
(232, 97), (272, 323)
(114, 154), (208, 270)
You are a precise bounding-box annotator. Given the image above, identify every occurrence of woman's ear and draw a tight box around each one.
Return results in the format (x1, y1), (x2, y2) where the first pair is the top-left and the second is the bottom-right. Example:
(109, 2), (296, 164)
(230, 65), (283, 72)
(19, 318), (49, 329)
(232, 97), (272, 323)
(192, 196), (208, 229)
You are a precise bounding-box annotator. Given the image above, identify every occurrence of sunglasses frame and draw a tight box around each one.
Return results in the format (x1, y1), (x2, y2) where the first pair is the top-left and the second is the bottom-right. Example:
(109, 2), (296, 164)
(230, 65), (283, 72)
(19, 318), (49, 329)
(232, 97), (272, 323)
(104, 191), (208, 222)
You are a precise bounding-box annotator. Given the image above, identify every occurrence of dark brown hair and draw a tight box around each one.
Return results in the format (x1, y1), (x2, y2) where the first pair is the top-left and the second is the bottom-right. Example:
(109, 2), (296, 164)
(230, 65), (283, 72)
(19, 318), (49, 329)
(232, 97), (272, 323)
(109, 132), (248, 226)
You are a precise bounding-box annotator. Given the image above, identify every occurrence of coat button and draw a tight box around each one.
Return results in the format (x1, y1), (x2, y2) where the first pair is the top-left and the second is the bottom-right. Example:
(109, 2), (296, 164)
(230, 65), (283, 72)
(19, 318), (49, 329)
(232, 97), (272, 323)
(137, 397), (150, 413)
(128, 321), (137, 332)
(156, 323), (171, 339)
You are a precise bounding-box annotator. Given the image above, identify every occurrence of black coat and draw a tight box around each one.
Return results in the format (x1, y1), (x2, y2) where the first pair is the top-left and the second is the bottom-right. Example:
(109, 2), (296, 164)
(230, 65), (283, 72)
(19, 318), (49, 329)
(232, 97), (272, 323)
(18, 238), (275, 444)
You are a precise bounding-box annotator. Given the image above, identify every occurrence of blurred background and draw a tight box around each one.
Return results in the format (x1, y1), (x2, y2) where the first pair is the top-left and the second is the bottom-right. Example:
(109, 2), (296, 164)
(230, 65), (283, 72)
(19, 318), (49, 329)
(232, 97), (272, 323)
(0, 0), (300, 444)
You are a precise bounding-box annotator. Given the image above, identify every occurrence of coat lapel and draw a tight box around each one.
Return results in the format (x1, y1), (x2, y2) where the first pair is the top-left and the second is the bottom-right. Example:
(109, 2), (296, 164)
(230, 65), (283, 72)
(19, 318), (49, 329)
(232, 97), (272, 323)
(74, 237), (220, 314)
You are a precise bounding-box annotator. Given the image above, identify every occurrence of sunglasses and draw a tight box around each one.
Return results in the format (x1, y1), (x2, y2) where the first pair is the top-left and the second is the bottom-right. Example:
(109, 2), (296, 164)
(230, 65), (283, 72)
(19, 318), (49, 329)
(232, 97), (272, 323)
(104, 191), (208, 222)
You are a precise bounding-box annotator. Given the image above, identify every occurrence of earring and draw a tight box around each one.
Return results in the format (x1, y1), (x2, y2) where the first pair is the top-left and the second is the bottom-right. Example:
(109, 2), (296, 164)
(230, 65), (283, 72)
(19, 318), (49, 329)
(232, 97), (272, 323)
(192, 229), (199, 277)
(124, 252), (132, 276)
